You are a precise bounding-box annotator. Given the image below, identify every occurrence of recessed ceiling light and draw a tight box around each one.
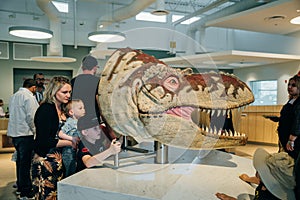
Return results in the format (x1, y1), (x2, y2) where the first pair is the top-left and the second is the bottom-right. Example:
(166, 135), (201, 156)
(202, 60), (227, 65)
(151, 10), (169, 16)
(228, 62), (264, 67)
(264, 15), (286, 25)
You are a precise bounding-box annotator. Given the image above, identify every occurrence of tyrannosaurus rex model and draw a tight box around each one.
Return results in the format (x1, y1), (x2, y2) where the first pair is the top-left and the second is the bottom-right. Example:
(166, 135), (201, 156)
(98, 48), (254, 149)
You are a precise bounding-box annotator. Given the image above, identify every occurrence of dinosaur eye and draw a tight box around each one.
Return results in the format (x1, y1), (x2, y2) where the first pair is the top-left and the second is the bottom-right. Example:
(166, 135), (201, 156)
(164, 76), (179, 92)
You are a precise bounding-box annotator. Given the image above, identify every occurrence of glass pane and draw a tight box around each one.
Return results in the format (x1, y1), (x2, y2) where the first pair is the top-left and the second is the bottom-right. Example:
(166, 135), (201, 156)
(136, 12), (166, 23)
(250, 80), (277, 105)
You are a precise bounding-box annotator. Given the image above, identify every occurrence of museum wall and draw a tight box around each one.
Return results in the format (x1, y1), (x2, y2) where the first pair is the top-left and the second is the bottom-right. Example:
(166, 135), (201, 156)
(234, 60), (300, 105)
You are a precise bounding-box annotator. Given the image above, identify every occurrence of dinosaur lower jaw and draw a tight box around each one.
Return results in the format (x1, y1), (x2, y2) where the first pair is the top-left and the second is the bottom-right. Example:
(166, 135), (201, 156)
(163, 106), (247, 138)
(139, 113), (247, 149)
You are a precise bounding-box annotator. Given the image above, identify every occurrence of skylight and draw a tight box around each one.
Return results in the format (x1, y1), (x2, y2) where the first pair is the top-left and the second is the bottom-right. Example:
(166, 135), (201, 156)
(172, 15), (184, 23)
(172, 15), (201, 25)
(203, 2), (234, 15)
(52, 1), (69, 13)
(136, 12), (166, 23)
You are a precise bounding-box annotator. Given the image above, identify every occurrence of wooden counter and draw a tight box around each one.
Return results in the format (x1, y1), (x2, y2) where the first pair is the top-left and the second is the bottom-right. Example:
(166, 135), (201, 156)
(0, 118), (8, 130)
(240, 105), (282, 145)
(0, 118), (14, 152)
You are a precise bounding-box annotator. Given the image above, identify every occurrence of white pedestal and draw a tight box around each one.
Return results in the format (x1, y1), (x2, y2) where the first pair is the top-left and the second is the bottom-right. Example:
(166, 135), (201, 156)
(58, 147), (256, 200)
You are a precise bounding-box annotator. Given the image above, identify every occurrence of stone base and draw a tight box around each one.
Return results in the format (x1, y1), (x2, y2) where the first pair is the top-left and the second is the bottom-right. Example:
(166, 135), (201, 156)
(58, 143), (256, 200)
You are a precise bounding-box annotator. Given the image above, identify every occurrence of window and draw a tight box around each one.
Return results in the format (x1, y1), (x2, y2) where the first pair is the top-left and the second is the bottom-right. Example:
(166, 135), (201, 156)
(52, 1), (69, 13)
(250, 80), (277, 105)
(172, 14), (201, 25)
(136, 11), (166, 23)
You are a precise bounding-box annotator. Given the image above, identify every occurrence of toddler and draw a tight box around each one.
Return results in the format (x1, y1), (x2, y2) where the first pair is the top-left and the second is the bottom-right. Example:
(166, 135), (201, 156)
(58, 99), (85, 177)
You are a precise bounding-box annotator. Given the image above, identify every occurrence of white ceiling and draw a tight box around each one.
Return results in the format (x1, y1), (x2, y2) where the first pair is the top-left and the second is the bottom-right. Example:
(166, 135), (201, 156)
(206, 0), (300, 35)
(2, 0), (299, 36)
(162, 50), (300, 69)
(1, 0), (300, 68)
(161, 0), (300, 69)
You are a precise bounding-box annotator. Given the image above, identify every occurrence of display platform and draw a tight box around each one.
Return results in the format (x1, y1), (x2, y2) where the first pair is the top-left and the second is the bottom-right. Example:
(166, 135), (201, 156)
(58, 144), (256, 200)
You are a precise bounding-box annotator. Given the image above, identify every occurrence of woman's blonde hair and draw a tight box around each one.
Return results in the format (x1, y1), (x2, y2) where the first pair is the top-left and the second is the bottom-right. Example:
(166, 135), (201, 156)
(41, 76), (70, 104)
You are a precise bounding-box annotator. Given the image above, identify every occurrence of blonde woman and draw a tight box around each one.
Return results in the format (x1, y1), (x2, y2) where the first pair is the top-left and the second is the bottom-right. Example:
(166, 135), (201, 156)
(32, 76), (73, 200)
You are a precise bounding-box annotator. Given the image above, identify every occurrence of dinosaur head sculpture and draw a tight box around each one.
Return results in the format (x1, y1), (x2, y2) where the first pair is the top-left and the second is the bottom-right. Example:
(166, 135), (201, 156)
(98, 48), (254, 149)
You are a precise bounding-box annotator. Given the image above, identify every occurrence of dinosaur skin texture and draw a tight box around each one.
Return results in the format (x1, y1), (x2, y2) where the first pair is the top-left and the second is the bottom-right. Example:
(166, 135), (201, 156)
(98, 48), (254, 149)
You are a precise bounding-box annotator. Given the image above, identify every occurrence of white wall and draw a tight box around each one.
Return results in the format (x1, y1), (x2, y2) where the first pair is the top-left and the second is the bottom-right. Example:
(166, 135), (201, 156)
(0, 59), (82, 108)
(234, 61), (300, 105)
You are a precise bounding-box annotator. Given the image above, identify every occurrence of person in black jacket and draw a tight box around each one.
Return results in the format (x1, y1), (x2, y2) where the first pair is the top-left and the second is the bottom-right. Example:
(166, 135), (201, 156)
(271, 74), (300, 158)
(284, 73), (300, 199)
(32, 76), (73, 200)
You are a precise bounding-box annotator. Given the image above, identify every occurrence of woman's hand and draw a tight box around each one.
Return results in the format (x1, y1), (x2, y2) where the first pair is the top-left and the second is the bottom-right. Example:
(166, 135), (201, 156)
(286, 135), (297, 151)
(109, 139), (121, 155)
(71, 136), (80, 149)
(286, 140), (295, 151)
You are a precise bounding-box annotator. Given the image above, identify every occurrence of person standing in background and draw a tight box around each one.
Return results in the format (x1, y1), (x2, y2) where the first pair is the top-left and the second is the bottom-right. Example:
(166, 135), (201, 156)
(71, 55), (116, 141)
(33, 73), (45, 104)
(7, 78), (39, 200)
(71, 55), (100, 120)
(284, 73), (300, 199)
(0, 99), (6, 117)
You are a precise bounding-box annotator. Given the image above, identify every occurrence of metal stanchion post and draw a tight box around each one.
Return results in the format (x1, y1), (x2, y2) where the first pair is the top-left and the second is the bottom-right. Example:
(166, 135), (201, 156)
(154, 141), (168, 164)
(114, 153), (119, 168)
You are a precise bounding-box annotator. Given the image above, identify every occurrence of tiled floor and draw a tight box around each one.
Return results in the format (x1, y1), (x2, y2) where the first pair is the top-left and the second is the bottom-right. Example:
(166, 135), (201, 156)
(0, 143), (278, 200)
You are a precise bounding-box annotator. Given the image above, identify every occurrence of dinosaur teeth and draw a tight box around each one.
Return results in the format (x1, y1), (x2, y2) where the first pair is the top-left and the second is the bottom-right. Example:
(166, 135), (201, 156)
(223, 110), (227, 116)
(226, 110), (230, 116)
(205, 126), (209, 132)
(213, 126), (217, 134)
(229, 130), (233, 137)
(211, 110), (215, 116)
(218, 129), (222, 136)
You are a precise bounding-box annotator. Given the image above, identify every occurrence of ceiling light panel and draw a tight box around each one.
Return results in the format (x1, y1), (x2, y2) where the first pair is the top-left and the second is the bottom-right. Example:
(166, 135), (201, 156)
(88, 31), (126, 43)
(9, 26), (53, 39)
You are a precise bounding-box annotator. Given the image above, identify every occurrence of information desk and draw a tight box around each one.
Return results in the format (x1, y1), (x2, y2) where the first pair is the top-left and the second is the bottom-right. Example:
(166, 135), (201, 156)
(58, 146), (256, 200)
(0, 118), (14, 152)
